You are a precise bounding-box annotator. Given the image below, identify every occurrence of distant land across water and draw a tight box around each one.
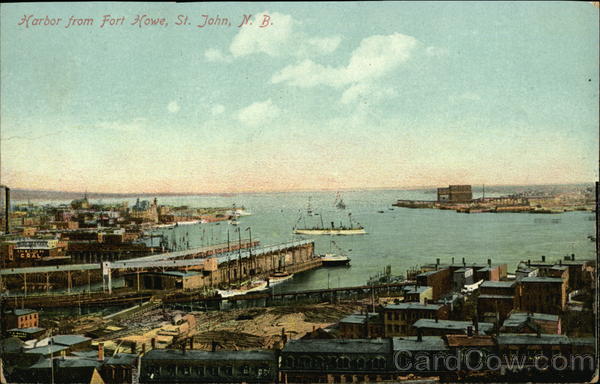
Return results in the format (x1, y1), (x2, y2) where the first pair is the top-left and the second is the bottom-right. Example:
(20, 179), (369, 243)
(7, 183), (595, 202)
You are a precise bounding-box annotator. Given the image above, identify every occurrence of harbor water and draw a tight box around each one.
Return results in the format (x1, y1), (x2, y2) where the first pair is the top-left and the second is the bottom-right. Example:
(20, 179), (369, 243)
(138, 189), (596, 293)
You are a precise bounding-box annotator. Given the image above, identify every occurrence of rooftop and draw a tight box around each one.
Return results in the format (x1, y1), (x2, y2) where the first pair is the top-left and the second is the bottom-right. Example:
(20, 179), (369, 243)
(480, 281), (516, 289)
(106, 353), (138, 366)
(497, 333), (570, 345)
(384, 303), (442, 311)
(142, 349), (276, 362)
(520, 277), (563, 284)
(8, 327), (45, 334)
(412, 319), (493, 333)
(51, 335), (91, 346)
(339, 313), (379, 325)
(392, 336), (448, 351)
(29, 357), (102, 369)
(504, 312), (559, 325)
(9, 309), (37, 316)
(417, 269), (448, 277)
(284, 339), (391, 354)
(25, 345), (69, 355)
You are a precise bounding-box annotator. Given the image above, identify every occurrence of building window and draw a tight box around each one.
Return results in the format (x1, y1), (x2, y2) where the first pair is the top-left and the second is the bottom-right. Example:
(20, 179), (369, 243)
(165, 365), (175, 376)
(207, 366), (218, 376)
(284, 357), (294, 369)
(338, 356), (350, 369)
(221, 366), (233, 376)
(194, 366), (204, 376)
(180, 366), (191, 376)
(257, 366), (270, 378)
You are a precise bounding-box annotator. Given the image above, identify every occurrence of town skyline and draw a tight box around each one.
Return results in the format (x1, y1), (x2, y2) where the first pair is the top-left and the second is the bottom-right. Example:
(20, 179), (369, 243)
(1, 2), (598, 193)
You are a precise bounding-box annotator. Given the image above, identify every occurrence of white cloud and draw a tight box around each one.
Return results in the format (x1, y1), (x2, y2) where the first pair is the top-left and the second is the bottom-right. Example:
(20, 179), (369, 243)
(205, 12), (341, 61)
(167, 101), (181, 114)
(236, 99), (280, 127)
(204, 48), (232, 63)
(272, 33), (418, 88)
(211, 104), (225, 116)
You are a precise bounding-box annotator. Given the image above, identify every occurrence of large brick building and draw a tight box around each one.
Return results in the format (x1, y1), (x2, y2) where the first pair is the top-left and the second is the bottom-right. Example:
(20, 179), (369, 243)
(516, 276), (566, 315)
(437, 185), (473, 203)
(382, 302), (449, 337)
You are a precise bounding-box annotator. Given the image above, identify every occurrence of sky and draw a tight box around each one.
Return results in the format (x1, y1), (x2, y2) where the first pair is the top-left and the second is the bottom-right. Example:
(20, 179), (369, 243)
(1, 2), (598, 194)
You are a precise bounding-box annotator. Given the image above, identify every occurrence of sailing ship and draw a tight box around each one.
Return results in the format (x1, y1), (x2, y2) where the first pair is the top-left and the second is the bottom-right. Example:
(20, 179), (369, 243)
(334, 192), (346, 210)
(216, 280), (268, 298)
(319, 240), (351, 266)
(267, 271), (294, 286)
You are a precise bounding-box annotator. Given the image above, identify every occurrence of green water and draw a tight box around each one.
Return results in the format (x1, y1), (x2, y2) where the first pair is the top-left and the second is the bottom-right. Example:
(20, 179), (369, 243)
(144, 189), (596, 293)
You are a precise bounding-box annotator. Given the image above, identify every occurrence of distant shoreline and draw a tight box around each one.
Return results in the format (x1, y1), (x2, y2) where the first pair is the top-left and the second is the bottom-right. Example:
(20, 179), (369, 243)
(5, 182), (595, 201)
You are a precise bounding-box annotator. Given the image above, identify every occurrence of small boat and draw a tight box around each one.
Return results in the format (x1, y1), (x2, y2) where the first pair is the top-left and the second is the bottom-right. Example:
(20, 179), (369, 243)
(320, 253), (351, 266)
(216, 280), (268, 298)
(378, 210), (385, 213)
(268, 271), (294, 286)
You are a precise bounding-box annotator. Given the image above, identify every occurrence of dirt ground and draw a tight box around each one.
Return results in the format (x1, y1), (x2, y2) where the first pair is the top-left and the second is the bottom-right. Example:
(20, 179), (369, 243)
(190, 303), (361, 350)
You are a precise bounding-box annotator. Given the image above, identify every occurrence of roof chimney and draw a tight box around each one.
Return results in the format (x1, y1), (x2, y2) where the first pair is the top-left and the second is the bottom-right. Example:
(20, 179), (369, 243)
(487, 259), (491, 267)
(98, 343), (104, 361)
(527, 259), (531, 267)
(211, 341), (218, 352)
(541, 255), (545, 262)
(141, 343), (146, 355)
(451, 257), (455, 265)
(571, 254), (575, 261)
(189, 337), (194, 350)
(462, 257), (466, 266)
(151, 338), (156, 350)
(416, 328), (423, 342)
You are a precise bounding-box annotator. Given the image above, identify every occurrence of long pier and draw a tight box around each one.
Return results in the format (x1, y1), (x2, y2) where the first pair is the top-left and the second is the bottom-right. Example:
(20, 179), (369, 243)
(1, 239), (318, 299)
(1, 281), (415, 309)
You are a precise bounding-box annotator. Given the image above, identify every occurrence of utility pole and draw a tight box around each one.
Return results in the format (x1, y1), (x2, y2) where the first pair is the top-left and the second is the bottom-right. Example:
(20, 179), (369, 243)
(245, 227), (252, 275)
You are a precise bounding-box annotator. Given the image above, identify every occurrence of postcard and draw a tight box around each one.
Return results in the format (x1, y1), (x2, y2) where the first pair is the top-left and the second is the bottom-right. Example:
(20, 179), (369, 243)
(0, 2), (598, 383)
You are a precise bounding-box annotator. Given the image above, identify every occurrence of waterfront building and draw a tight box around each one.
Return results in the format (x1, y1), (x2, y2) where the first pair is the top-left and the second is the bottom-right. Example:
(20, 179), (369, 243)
(70, 194), (90, 210)
(437, 185), (472, 203)
(2, 309), (39, 330)
(7, 327), (46, 341)
(139, 348), (277, 383)
(130, 198), (159, 223)
(124, 270), (209, 291)
(382, 302), (449, 337)
(500, 312), (561, 335)
(281, 338), (394, 383)
(338, 312), (383, 339)
(401, 285), (433, 304)
(412, 319), (493, 336)
(516, 276), (566, 315)
(416, 268), (452, 300)
(477, 280), (517, 323)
